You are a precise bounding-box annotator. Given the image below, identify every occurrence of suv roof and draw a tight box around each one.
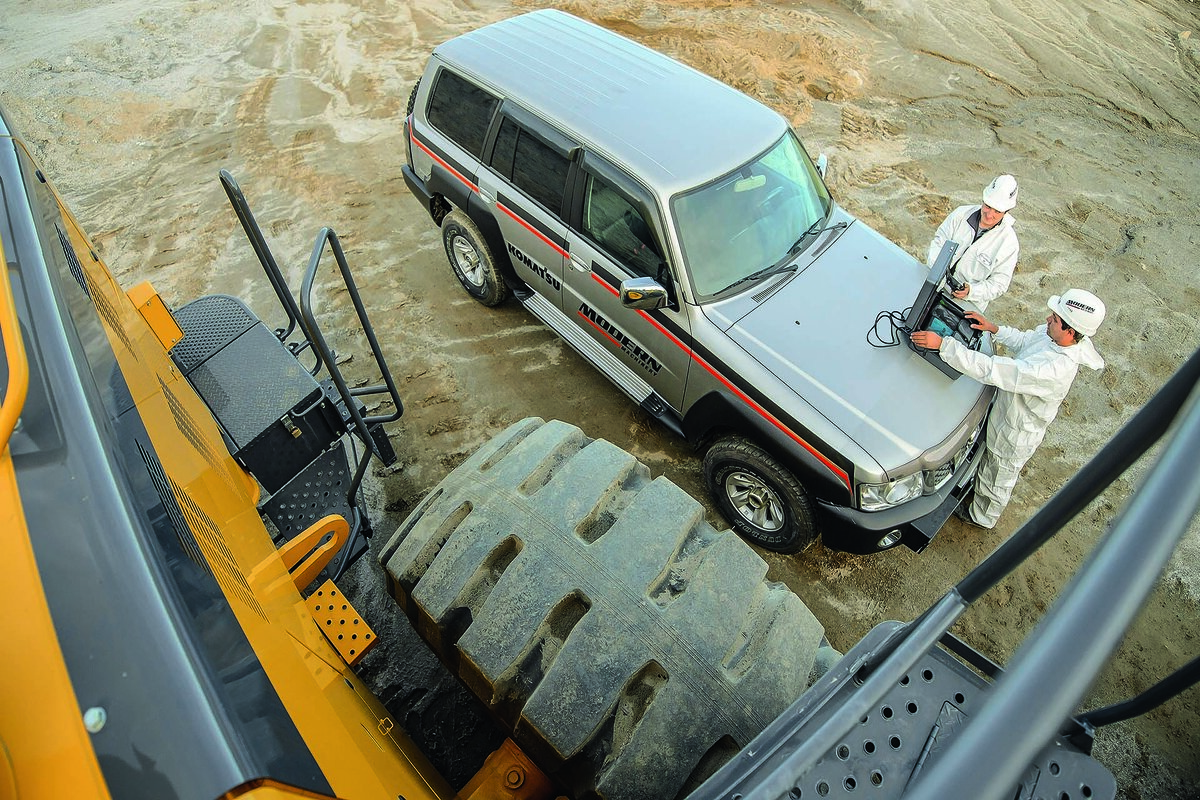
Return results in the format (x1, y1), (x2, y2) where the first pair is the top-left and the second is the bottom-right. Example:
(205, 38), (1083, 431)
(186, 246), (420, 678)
(433, 9), (787, 197)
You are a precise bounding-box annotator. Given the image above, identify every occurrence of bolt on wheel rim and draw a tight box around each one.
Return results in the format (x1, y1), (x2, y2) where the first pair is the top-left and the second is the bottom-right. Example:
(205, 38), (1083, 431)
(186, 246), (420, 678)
(724, 469), (784, 532)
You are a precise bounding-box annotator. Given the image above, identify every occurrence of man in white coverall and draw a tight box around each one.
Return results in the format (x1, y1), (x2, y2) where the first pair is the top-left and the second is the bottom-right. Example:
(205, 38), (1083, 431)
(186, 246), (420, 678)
(910, 289), (1106, 528)
(928, 174), (1020, 312)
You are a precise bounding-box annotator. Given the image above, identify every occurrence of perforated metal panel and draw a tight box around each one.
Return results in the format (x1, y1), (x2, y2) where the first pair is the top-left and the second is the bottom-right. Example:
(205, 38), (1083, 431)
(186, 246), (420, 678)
(171, 294), (258, 372)
(792, 647), (1113, 799)
(306, 580), (376, 666)
(261, 444), (354, 541)
(691, 622), (1116, 800)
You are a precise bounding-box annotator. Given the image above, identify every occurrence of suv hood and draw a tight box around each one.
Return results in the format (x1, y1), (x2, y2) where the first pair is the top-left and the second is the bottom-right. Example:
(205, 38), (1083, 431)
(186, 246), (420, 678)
(723, 219), (990, 475)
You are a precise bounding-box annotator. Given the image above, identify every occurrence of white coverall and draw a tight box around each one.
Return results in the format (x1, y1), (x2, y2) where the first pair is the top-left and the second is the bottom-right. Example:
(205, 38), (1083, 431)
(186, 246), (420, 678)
(928, 205), (1019, 312)
(938, 324), (1104, 528)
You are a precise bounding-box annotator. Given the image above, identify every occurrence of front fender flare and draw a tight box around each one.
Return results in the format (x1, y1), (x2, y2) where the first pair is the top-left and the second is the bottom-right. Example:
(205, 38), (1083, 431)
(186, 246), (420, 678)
(683, 391), (853, 504)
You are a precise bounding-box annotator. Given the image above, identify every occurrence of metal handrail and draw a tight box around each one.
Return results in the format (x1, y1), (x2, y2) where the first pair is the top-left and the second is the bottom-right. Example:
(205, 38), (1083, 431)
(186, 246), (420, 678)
(219, 169), (306, 348)
(0, 237), (29, 448)
(300, 227), (404, 439)
(906, 369), (1200, 800)
(300, 227), (404, 581)
(219, 170), (404, 579)
(1076, 653), (1200, 729)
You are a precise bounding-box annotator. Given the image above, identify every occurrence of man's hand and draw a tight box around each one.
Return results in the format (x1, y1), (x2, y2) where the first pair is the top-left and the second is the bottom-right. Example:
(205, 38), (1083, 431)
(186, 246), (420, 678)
(964, 311), (998, 334)
(910, 330), (942, 350)
(952, 282), (971, 299)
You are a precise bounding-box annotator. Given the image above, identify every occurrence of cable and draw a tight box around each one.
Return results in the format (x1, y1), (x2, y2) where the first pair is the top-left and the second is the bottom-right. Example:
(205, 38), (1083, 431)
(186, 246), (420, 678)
(867, 306), (913, 349)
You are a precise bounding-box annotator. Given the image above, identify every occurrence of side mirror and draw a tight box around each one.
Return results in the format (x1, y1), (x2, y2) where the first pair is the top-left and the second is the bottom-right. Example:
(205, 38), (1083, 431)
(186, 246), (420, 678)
(816, 153), (828, 179)
(621, 276), (669, 311)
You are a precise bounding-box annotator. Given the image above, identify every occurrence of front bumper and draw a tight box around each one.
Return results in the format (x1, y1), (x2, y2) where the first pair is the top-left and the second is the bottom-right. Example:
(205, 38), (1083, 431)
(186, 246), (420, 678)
(815, 433), (985, 554)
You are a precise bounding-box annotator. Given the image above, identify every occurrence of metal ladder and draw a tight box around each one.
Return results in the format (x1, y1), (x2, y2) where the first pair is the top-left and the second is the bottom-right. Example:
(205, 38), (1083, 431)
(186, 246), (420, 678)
(171, 169), (403, 586)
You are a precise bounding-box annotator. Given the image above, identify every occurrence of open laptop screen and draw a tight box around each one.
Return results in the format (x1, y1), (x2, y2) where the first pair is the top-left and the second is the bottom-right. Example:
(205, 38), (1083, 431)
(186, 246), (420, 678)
(904, 240), (958, 331)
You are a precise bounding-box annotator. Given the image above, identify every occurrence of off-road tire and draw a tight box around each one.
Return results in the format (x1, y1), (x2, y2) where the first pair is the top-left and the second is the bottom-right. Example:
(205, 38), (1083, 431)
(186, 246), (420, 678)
(380, 418), (835, 800)
(703, 435), (818, 554)
(406, 79), (420, 119)
(441, 210), (509, 307)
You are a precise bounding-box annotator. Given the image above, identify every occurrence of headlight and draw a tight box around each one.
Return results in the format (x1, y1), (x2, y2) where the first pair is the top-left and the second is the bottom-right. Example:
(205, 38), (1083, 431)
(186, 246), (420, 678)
(860, 421), (985, 511)
(858, 472), (923, 511)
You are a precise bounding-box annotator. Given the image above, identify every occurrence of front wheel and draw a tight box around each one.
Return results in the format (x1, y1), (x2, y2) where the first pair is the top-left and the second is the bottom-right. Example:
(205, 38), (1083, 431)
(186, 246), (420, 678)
(441, 210), (509, 307)
(703, 436), (817, 553)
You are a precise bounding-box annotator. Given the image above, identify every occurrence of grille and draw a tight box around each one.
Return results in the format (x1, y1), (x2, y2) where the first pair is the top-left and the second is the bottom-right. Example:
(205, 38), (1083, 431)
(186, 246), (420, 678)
(923, 421), (983, 495)
(924, 462), (954, 493)
(56, 224), (90, 298)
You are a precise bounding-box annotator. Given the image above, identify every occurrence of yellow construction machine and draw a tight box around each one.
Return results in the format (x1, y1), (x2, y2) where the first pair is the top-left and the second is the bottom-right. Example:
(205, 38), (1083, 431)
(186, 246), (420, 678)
(3, 104), (1197, 800)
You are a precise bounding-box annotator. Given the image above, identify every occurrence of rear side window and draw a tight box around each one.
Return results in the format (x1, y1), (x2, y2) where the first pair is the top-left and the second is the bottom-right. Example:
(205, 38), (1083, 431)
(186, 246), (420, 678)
(490, 117), (571, 215)
(427, 69), (498, 158)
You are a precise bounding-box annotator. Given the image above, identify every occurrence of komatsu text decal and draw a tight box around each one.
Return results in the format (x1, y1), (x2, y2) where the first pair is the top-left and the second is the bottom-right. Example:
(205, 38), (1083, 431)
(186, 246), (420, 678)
(507, 243), (561, 291)
(577, 303), (662, 376)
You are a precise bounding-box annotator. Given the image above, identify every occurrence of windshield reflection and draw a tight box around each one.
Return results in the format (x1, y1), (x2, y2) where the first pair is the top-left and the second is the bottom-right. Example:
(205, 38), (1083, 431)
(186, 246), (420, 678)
(672, 132), (831, 299)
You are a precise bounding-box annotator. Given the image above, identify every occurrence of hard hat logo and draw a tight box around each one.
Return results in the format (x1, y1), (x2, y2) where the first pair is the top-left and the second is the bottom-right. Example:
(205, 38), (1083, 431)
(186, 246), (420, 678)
(1049, 289), (1106, 337)
(983, 174), (1019, 212)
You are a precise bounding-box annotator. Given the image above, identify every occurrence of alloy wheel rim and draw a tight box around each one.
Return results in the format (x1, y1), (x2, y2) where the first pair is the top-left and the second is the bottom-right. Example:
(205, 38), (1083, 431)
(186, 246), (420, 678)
(451, 236), (485, 287)
(724, 469), (784, 532)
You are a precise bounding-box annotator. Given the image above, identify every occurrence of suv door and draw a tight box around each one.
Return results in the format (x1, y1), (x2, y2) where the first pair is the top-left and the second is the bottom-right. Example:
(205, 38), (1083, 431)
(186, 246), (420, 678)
(476, 105), (573, 306)
(563, 155), (691, 411)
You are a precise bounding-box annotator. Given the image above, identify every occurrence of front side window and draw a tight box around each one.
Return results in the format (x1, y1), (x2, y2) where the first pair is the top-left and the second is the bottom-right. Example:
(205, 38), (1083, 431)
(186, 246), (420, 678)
(581, 173), (663, 278)
(427, 69), (498, 158)
(671, 132), (831, 299)
(491, 117), (570, 215)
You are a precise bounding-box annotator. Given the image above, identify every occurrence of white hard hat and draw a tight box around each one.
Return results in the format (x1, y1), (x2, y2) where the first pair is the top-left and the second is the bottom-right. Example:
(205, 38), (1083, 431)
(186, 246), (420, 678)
(1049, 289), (1106, 337)
(983, 174), (1019, 212)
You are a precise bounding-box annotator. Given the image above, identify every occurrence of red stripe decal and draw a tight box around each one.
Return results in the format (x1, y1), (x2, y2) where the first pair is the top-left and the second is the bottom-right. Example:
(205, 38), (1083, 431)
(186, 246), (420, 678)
(587, 273), (850, 492)
(409, 129), (570, 260)
(498, 203), (570, 259)
(578, 311), (624, 349)
(410, 130), (478, 194)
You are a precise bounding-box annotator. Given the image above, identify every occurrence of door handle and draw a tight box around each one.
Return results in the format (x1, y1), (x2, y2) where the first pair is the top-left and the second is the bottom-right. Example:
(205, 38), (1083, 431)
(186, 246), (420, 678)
(570, 257), (590, 273)
(479, 189), (495, 205)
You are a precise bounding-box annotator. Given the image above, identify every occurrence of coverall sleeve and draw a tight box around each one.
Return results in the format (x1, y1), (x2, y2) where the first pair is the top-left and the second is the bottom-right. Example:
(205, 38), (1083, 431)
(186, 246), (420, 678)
(965, 231), (1019, 306)
(992, 324), (1036, 352)
(927, 211), (957, 266)
(939, 335), (1073, 398)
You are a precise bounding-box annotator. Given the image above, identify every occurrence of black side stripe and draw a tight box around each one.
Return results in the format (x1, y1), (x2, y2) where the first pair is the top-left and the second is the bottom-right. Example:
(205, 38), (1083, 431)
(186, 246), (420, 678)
(495, 192), (569, 251)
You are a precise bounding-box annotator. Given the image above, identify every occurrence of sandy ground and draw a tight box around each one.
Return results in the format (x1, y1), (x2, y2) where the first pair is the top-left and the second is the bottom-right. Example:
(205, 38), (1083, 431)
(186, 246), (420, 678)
(3, 0), (1199, 796)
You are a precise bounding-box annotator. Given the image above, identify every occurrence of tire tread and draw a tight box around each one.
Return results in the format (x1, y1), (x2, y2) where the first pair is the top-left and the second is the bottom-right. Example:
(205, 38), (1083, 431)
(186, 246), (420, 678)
(382, 418), (833, 800)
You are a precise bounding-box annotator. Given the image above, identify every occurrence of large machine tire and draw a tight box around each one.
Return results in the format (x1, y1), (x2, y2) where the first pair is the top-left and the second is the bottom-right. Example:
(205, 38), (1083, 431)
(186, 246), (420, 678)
(380, 418), (837, 800)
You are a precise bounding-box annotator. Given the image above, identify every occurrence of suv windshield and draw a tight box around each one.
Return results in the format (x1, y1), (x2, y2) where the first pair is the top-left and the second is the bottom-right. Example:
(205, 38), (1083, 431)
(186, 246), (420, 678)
(672, 132), (831, 299)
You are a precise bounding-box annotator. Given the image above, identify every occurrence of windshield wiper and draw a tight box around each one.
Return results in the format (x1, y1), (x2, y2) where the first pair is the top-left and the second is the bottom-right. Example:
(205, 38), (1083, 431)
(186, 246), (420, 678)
(715, 261), (799, 295)
(785, 218), (848, 258)
(712, 218), (845, 296)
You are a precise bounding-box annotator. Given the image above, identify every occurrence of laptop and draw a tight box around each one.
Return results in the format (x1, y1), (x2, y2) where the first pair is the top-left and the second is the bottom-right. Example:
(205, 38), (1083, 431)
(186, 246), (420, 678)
(905, 241), (984, 378)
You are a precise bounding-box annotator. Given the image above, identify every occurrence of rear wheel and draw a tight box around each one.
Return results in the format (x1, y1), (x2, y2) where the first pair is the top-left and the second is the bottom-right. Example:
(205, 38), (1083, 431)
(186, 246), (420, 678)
(441, 210), (509, 306)
(380, 418), (835, 800)
(703, 435), (818, 553)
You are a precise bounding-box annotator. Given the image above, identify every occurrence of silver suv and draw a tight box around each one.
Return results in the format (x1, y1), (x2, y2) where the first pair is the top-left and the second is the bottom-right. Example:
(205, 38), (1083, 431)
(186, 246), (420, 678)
(401, 9), (993, 554)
